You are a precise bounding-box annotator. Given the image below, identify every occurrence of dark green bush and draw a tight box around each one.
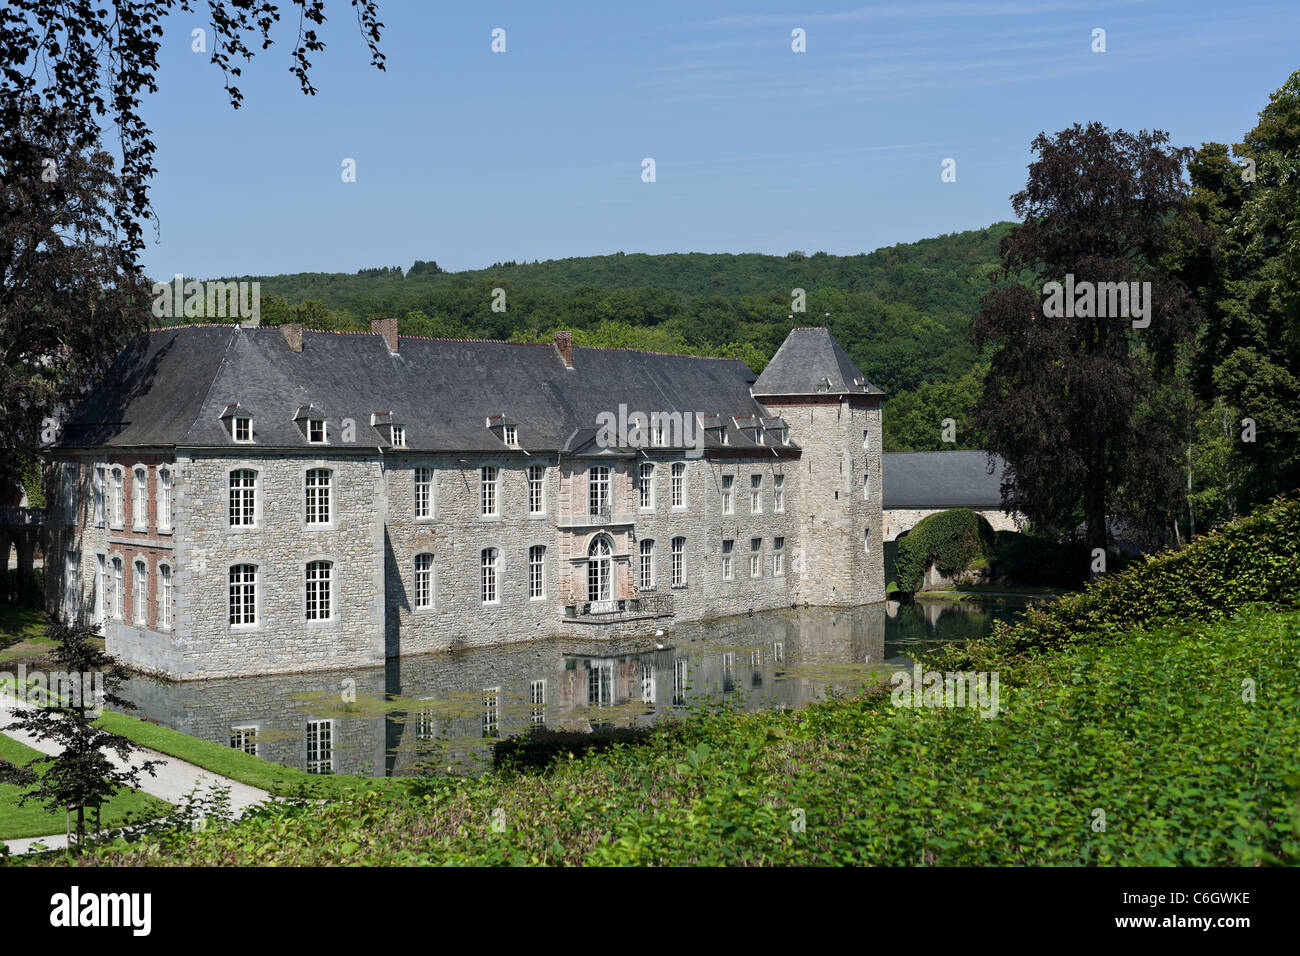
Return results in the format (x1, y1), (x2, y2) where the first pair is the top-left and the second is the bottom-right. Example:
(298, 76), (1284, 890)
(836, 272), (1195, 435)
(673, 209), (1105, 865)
(928, 494), (1300, 671)
(894, 508), (995, 592)
(989, 531), (1090, 589)
(492, 725), (662, 773)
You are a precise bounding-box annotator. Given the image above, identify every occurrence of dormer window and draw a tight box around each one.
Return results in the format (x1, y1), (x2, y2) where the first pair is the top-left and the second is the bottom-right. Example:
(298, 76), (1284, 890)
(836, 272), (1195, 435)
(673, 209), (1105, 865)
(308, 419), (327, 444)
(295, 404), (329, 444)
(233, 416), (252, 442)
(370, 410), (405, 447)
(391, 425), (407, 447)
(781, 427), (790, 445)
(503, 425), (518, 448)
(486, 414), (518, 448)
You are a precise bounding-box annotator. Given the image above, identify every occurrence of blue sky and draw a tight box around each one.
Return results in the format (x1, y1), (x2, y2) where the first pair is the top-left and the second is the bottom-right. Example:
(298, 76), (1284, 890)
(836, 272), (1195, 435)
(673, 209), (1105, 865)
(143, 0), (1300, 279)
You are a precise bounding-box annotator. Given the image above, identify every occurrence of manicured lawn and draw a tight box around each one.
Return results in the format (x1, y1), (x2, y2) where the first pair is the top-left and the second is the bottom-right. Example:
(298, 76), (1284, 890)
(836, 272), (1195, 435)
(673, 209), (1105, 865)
(94, 710), (387, 798)
(0, 734), (170, 841)
(0, 605), (51, 664)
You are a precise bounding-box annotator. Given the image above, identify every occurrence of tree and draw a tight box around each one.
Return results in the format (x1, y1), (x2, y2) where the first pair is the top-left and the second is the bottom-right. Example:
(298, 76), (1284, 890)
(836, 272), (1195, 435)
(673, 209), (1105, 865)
(0, 2), (385, 476)
(2, 617), (162, 849)
(1189, 70), (1300, 507)
(972, 123), (1199, 552)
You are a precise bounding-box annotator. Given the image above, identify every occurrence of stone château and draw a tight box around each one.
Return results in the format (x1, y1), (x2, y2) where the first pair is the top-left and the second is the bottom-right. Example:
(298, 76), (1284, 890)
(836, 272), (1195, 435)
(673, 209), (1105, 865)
(43, 321), (885, 679)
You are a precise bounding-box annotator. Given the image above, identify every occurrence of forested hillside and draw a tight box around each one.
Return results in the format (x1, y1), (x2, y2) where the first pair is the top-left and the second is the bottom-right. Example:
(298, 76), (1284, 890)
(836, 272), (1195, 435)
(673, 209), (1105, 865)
(197, 223), (1017, 451)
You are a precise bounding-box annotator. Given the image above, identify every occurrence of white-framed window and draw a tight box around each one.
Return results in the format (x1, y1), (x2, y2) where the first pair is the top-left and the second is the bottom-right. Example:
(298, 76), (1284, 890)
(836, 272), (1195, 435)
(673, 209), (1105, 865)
(530, 680), (546, 726)
(653, 419), (667, 447)
(527, 464), (545, 515)
(229, 469), (257, 527)
(587, 661), (613, 706)
(110, 467), (124, 528)
(671, 463), (686, 509)
(230, 726), (258, 756)
(111, 557), (124, 620)
(673, 659), (688, 706)
(773, 641), (785, 663)
(750, 474), (763, 514)
(63, 551), (80, 619)
(159, 563), (173, 629)
(481, 548), (499, 604)
(132, 466), (147, 530)
(482, 688), (501, 738)
(95, 554), (107, 627)
(503, 424), (518, 447)
(588, 465), (610, 516)
(228, 563), (257, 626)
(92, 465), (105, 527)
(774, 474), (785, 513)
(62, 465), (79, 524)
(750, 538), (762, 578)
(480, 466), (498, 517)
(233, 416), (252, 443)
(414, 466), (433, 519)
(157, 467), (172, 531)
(390, 424), (406, 447)
(414, 553), (434, 609)
(721, 539), (734, 580)
(863, 473), (871, 501)
(671, 536), (685, 587)
(305, 468), (332, 525)
(528, 545), (545, 599)
(638, 462), (654, 510)
(305, 560), (333, 622)
(306, 719), (333, 774)
(639, 539), (655, 591)
(133, 559), (147, 624)
(721, 474), (734, 515)
(307, 418), (327, 444)
(641, 663), (656, 704)
(587, 536), (612, 603)
(416, 705), (435, 741)
(773, 537), (785, 576)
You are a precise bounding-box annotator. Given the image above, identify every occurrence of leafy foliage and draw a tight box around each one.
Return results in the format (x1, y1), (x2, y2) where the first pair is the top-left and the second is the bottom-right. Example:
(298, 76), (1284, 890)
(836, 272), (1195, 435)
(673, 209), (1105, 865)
(893, 508), (996, 593)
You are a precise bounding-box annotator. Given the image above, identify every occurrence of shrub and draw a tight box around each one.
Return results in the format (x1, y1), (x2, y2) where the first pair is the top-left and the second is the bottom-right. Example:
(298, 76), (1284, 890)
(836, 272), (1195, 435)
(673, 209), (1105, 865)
(989, 531), (1090, 589)
(927, 494), (1300, 672)
(894, 508), (995, 592)
(492, 725), (663, 773)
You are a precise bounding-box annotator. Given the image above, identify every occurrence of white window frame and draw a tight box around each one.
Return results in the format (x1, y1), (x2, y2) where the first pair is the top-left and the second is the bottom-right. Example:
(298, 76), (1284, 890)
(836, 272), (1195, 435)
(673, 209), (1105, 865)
(390, 424), (406, 447)
(414, 552), (435, 610)
(111, 557), (124, 620)
(481, 547), (500, 604)
(306, 718), (333, 774)
(773, 537), (785, 576)
(721, 539), (734, 580)
(750, 474), (763, 514)
(64, 550), (80, 620)
(528, 545), (545, 600)
(228, 563), (258, 628)
(530, 680), (546, 726)
(671, 536), (685, 587)
(638, 461), (654, 511)
(482, 688), (501, 738)
(414, 466), (434, 519)
(588, 465), (610, 517)
(228, 468), (259, 529)
(750, 538), (762, 578)
(671, 463), (686, 510)
(159, 562), (174, 629)
(131, 466), (147, 531)
(774, 474), (785, 513)
(721, 474), (734, 515)
(527, 464), (545, 515)
(639, 539), (655, 591)
(133, 559), (147, 625)
(230, 726), (259, 756)
(92, 464), (105, 527)
(110, 467), (124, 529)
(304, 560), (333, 622)
(305, 468), (332, 526)
(157, 467), (173, 532)
(480, 466), (499, 517)
(233, 416), (253, 443)
(503, 424), (518, 447)
(307, 418), (327, 444)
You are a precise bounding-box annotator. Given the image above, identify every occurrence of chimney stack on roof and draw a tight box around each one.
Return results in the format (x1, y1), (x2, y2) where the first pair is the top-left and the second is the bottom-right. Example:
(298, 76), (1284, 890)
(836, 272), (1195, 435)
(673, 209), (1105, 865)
(281, 323), (303, 353)
(371, 316), (399, 354)
(554, 329), (574, 369)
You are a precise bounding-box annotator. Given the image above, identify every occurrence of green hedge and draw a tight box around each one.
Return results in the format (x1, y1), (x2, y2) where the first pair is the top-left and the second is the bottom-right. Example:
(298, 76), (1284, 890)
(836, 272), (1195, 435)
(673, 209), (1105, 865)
(927, 494), (1300, 672)
(989, 531), (1090, 589)
(894, 508), (995, 593)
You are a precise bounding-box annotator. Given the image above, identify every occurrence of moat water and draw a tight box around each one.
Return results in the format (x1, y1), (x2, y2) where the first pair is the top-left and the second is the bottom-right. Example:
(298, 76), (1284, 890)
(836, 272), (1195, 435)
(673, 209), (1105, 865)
(119, 597), (1039, 778)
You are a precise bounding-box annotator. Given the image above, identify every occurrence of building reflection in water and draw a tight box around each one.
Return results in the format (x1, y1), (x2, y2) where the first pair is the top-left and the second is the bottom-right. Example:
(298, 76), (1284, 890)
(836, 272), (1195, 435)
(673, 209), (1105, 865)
(120, 599), (1022, 778)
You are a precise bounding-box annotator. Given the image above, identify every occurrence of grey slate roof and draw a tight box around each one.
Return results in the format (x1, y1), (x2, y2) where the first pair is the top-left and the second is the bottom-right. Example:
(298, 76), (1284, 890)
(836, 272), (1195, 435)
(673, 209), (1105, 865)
(751, 327), (883, 397)
(882, 450), (1008, 510)
(58, 325), (788, 453)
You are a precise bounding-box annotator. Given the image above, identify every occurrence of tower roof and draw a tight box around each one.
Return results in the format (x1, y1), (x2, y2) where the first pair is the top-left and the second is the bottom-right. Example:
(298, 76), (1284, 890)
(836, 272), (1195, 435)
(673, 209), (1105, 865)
(751, 327), (883, 397)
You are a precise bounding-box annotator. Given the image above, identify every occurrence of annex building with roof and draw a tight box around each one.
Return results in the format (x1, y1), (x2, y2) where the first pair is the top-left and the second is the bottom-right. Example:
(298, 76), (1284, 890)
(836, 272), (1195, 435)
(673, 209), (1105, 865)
(42, 322), (885, 679)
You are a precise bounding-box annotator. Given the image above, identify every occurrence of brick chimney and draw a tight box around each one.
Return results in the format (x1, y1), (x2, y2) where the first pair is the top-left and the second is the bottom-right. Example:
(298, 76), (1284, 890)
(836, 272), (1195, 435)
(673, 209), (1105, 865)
(554, 329), (574, 369)
(371, 316), (399, 354)
(281, 322), (303, 353)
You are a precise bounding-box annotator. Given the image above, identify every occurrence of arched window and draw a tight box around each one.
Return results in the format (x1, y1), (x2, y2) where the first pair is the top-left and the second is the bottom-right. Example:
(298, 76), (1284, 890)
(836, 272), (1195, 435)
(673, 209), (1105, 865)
(133, 559), (147, 624)
(305, 560), (333, 621)
(229, 564), (257, 626)
(414, 553), (434, 609)
(481, 548), (499, 604)
(111, 557), (124, 619)
(587, 536), (612, 603)
(132, 467), (147, 530)
(157, 467), (173, 531)
(110, 467), (125, 528)
(229, 469), (257, 527)
(159, 563), (173, 629)
(305, 468), (332, 525)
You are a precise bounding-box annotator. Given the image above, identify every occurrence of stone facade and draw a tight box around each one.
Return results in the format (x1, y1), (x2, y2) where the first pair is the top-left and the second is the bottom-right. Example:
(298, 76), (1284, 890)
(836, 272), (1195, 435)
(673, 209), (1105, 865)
(883, 507), (1021, 542)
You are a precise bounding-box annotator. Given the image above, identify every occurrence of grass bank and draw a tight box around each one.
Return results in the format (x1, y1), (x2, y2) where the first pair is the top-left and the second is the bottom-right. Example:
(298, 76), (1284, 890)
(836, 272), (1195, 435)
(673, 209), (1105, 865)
(0, 734), (170, 841)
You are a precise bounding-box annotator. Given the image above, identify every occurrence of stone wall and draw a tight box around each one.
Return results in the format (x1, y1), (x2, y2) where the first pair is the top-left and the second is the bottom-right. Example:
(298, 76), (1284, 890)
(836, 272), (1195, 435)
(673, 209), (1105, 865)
(883, 507), (1022, 542)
